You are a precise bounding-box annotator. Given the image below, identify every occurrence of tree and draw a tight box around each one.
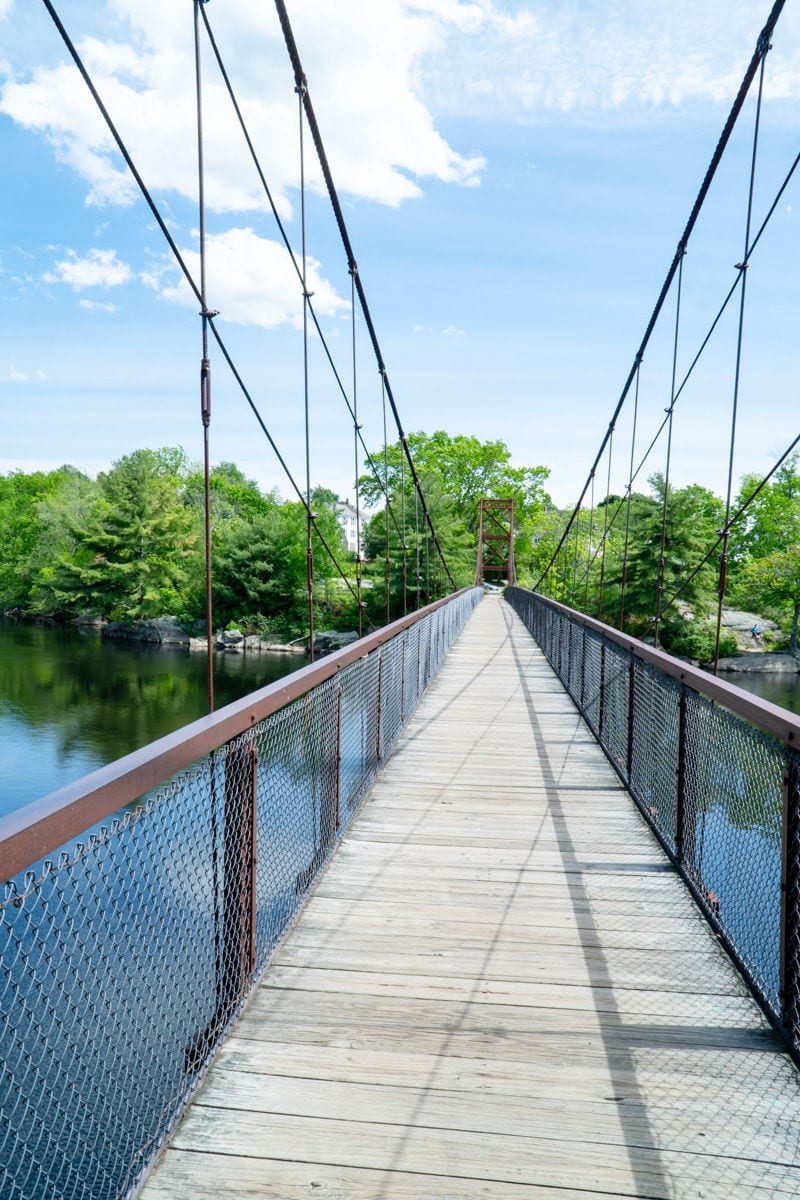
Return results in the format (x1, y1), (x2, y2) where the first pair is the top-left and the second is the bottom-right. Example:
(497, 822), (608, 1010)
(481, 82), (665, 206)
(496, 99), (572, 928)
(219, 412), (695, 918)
(602, 475), (723, 647)
(359, 431), (551, 597)
(0, 467), (84, 608)
(53, 448), (197, 620)
(730, 455), (800, 650)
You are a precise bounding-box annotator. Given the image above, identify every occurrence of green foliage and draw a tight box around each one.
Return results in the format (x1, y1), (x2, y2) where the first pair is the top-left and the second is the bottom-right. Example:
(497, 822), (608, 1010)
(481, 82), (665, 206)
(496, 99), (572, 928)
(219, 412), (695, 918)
(600, 475), (723, 641)
(661, 615), (737, 663)
(730, 455), (800, 652)
(0, 466), (88, 608)
(359, 430), (551, 602)
(51, 449), (198, 620)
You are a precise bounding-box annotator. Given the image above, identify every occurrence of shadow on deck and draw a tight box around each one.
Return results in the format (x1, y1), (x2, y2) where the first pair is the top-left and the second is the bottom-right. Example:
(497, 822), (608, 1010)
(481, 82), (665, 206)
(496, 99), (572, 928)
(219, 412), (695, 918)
(141, 596), (800, 1200)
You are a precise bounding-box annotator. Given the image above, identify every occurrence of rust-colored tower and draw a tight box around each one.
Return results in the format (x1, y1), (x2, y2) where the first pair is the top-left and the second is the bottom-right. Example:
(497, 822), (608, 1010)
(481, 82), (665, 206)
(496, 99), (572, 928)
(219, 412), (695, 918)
(474, 498), (516, 587)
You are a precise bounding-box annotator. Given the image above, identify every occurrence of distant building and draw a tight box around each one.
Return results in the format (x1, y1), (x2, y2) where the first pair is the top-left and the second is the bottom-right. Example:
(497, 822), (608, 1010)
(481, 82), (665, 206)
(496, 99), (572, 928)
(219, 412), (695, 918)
(336, 499), (366, 554)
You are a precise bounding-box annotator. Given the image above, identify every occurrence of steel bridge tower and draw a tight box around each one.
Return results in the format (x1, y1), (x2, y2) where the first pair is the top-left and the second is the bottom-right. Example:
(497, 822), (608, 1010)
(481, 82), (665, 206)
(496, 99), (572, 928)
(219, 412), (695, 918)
(474, 497), (516, 587)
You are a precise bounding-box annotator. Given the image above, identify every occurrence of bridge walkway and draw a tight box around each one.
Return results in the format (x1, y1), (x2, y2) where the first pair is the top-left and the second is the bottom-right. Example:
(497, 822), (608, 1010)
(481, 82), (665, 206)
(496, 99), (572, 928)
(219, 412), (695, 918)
(142, 596), (800, 1199)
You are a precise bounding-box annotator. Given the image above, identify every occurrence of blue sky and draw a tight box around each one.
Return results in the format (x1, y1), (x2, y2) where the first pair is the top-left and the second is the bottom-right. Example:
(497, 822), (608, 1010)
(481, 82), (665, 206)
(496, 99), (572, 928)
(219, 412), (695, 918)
(1, 0), (799, 509)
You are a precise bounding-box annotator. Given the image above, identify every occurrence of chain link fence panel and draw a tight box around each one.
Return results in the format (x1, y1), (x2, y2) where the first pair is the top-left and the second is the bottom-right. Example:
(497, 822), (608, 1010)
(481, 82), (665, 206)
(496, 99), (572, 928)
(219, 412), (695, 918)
(1, 588), (482, 1200)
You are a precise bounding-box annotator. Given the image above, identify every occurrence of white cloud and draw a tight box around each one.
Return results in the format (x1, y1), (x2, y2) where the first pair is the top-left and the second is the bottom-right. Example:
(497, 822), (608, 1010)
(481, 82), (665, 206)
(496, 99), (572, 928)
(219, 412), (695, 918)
(156, 227), (348, 329)
(79, 298), (117, 312)
(44, 248), (132, 289)
(0, 0), (484, 214)
(9, 364), (27, 381)
(416, 1), (800, 120)
(442, 324), (466, 337)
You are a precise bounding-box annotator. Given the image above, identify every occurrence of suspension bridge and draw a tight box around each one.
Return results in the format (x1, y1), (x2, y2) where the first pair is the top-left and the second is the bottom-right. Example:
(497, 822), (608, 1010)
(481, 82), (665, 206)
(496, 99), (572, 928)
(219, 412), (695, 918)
(3, 0), (800, 1197)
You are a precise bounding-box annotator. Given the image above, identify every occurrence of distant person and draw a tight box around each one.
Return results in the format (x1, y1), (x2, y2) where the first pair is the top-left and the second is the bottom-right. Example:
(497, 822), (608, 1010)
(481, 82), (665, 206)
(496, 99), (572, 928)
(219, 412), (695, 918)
(751, 624), (762, 644)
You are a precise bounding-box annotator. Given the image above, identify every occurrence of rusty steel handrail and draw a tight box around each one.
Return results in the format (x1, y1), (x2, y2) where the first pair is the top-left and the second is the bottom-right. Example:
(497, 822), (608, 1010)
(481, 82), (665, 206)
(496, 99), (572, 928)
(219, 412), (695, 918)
(0, 588), (477, 883)
(525, 590), (800, 746)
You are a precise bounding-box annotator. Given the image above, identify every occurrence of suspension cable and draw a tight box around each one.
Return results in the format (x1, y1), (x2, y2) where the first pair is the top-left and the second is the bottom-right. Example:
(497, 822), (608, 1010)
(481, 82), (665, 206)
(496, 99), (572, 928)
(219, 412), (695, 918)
(197, 4), (404, 550)
(532, 0), (788, 593)
(619, 358), (641, 628)
(350, 269), (363, 638)
(654, 248), (686, 647)
(40, 0), (371, 627)
(297, 82), (315, 661)
(382, 375), (391, 625)
(597, 429), (614, 620)
(272, 0), (456, 592)
(583, 472), (596, 613)
(652, 428), (800, 633)
(193, 0), (215, 713)
(713, 49), (769, 674)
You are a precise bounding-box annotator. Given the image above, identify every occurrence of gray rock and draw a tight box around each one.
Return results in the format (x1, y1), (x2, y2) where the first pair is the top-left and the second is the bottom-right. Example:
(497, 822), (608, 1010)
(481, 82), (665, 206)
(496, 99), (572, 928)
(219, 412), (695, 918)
(720, 608), (780, 650)
(102, 616), (190, 646)
(716, 651), (800, 674)
(244, 635), (263, 652)
(218, 628), (244, 646)
(189, 637), (208, 652)
(313, 630), (359, 656)
(74, 612), (105, 628)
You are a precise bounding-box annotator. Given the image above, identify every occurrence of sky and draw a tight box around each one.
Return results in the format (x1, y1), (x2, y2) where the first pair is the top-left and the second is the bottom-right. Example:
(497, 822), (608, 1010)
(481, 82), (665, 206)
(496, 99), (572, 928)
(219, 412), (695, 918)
(1, 0), (799, 510)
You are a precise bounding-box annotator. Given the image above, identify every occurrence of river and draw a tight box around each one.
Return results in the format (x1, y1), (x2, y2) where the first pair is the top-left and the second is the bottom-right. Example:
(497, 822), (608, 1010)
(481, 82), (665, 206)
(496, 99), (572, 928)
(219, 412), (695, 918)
(0, 619), (308, 820)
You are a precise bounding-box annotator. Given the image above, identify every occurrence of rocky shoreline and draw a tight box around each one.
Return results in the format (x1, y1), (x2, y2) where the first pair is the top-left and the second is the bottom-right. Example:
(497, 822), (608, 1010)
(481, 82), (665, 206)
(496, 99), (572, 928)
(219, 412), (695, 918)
(93, 615), (359, 657)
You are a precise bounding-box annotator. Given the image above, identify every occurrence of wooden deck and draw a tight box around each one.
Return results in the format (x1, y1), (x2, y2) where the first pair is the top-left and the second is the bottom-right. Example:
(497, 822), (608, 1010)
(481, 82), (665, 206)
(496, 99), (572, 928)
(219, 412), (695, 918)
(142, 596), (800, 1199)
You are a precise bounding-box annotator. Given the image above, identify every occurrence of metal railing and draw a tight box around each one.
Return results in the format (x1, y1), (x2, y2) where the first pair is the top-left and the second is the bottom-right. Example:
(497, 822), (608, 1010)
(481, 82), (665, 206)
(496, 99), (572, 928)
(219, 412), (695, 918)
(506, 586), (800, 1061)
(0, 587), (482, 1200)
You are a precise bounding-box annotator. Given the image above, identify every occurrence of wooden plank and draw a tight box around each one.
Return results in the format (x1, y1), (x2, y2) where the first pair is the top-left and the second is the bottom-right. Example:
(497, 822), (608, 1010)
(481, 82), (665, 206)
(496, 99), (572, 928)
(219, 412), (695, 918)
(140, 597), (800, 1200)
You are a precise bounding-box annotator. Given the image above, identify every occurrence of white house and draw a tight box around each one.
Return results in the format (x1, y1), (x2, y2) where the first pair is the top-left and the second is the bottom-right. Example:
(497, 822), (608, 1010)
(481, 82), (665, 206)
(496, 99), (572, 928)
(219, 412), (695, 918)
(336, 499), (366, 555)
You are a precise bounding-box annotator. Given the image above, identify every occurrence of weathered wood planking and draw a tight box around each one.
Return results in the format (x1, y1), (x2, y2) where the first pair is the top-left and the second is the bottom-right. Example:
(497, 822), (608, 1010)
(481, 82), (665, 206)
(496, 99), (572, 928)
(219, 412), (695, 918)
(141, 596), (800, 1200)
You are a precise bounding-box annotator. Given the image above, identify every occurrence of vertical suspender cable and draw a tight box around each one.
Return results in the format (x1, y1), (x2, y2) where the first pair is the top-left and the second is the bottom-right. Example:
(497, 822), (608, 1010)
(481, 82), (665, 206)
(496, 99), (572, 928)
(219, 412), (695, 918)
(272, 0), (456, 593)
(583, 472), (596, 613)
(713, 50), (768, 674)
(401, 450), (407, 616)
(414, 487), (420, 610)
(350, 269), (363, 638)
(654, 248), (685, 648)
(619, 358), (641, 629)
(597, 429), (614, 620)
(570, 508), (581, 605)
(193, 0), (215, 714)
(381, 373), (391, 624)
(531, 0), (787, 595)
(297, 82), (315, 661)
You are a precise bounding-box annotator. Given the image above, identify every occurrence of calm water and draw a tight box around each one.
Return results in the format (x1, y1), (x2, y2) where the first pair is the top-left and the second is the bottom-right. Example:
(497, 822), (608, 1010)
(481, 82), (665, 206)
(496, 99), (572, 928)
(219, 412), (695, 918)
(0, 619), (308, 819)
(728, 667), (800, 715)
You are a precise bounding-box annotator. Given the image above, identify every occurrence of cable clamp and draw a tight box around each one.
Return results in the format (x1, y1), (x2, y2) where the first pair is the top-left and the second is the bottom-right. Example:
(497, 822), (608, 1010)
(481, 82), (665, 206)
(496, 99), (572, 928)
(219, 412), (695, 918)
(734, 261), (748, 271)
(200, 308), (219, 318)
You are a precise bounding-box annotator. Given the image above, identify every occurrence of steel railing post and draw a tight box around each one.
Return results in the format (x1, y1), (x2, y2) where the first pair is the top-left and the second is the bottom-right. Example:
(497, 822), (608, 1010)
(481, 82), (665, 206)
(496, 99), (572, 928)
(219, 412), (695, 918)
(676, 686), (687, 865)
(375, 651), (383, 763)
(780, 748), (800, 1047)
(222, 740), (258, 1010)
(626, 656), (635, 783)
(598, 641), (607, 741)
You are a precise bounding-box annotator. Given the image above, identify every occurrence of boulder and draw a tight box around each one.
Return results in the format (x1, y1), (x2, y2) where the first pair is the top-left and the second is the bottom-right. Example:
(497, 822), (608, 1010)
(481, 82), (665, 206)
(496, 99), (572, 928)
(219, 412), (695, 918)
(313, 630), (359, 656)
(102, 616), (190, 646)
(720, 608), (780, 650)
(716, 651), (800, 674)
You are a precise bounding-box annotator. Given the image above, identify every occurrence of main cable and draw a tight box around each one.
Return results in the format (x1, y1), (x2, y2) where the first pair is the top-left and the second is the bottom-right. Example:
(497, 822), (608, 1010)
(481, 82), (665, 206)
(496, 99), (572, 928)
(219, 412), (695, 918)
(533, 0), (788, 593)
(40, 0), (368, 623)
(272, 0), (456, 593)
(197, 4), (405, 551)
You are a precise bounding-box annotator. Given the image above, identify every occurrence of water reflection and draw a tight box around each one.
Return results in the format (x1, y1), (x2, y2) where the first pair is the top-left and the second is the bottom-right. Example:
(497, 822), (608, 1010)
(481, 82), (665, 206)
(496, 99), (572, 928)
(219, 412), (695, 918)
(0, 620), (308, 817)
